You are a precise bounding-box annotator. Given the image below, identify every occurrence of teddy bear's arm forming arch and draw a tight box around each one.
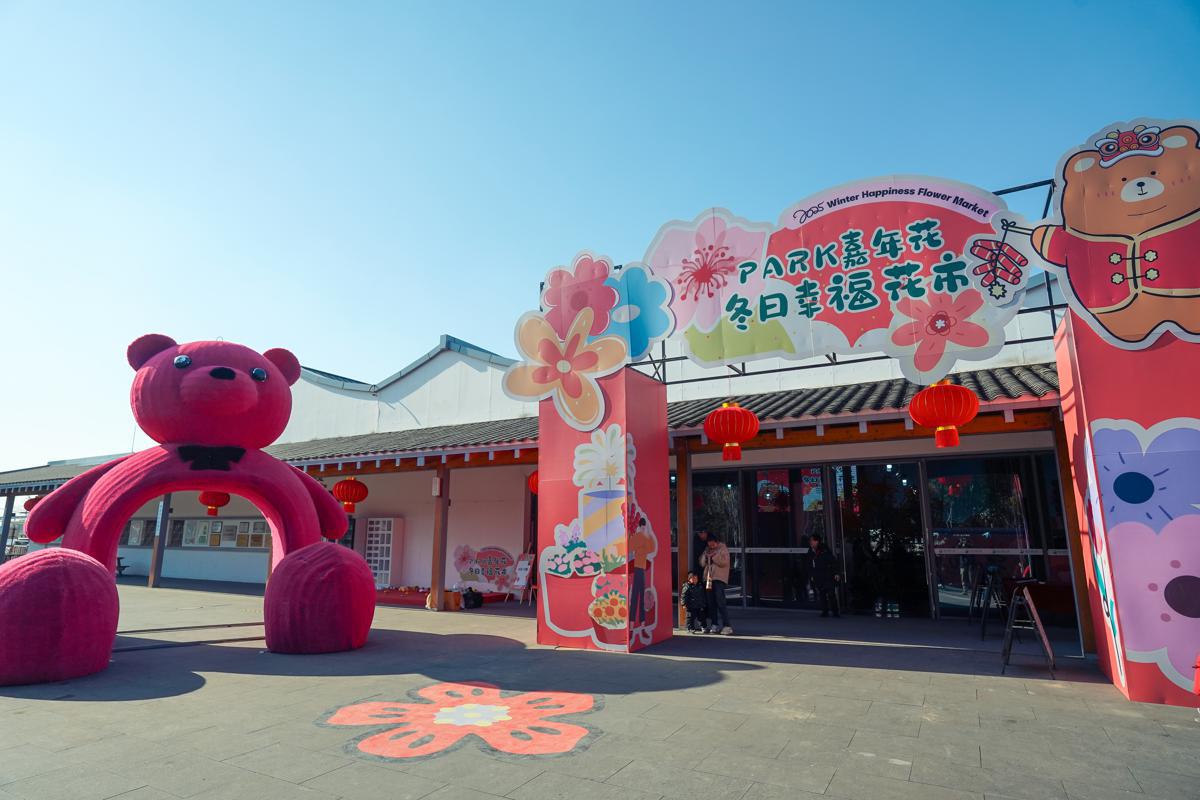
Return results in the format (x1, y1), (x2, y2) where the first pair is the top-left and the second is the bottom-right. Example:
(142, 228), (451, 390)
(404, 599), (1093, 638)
(24, 456), (132, 544)
(293, 467), (349, 540)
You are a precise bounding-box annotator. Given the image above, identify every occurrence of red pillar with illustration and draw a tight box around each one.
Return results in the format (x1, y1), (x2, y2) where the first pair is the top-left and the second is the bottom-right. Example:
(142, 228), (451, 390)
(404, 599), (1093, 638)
(1056, 316), (1200, 705)
(535, 368), (670, 652)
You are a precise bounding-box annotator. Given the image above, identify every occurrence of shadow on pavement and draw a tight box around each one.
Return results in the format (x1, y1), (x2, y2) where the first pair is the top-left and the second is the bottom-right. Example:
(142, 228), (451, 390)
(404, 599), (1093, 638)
(0, 627), (762, 703)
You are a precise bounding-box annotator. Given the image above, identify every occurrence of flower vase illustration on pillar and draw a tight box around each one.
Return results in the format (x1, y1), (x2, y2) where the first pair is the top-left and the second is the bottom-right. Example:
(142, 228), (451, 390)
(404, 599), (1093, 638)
(540, 518), (603, 633)
(589, 571), (629, 647)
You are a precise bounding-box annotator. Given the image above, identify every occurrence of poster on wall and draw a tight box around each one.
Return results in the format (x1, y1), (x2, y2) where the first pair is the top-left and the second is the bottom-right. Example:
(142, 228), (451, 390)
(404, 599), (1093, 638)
(453, 545), (516, 592)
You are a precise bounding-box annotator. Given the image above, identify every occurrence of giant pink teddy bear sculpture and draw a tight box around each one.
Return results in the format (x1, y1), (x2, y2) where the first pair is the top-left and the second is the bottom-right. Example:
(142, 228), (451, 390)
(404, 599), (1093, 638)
(0, 335), (376, 685)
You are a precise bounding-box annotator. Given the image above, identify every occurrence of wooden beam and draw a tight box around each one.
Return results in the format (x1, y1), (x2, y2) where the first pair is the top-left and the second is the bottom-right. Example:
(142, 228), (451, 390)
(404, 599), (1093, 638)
(429, 466), (451, 611)
(300, 446), (537, 478)
(674, 438), (691, 629)
(684, 409), (1057, 456)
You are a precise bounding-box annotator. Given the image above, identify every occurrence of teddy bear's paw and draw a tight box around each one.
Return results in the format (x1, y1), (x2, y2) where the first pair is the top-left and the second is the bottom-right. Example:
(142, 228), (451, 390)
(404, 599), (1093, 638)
(0, 549), (119, 685)
(264, 541), (376, 654)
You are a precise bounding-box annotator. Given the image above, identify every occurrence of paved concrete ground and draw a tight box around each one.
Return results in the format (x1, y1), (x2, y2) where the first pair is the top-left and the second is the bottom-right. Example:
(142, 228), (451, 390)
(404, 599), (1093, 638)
(1, 583), (1197, 800)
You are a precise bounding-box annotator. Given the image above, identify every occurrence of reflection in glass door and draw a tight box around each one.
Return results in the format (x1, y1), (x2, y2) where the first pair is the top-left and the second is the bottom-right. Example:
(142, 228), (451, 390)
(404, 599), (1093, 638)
(691, 471), (744, 604)
(746, 466), (826, 608)
(834, 463), (929, 617)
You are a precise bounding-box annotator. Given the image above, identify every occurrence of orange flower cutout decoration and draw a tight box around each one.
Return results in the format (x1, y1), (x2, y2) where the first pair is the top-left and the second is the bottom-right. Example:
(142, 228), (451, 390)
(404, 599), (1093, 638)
(503, 308), (627, 431)
(323, 681), (595, 759)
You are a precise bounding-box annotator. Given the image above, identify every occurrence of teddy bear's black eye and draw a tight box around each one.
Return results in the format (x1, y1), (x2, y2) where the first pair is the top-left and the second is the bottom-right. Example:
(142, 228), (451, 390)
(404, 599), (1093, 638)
(250, 368), (268, 383)
(1151, 170), (1157, 176)
(1121, 177), (1127, 182)
(173, 355), (192, 369)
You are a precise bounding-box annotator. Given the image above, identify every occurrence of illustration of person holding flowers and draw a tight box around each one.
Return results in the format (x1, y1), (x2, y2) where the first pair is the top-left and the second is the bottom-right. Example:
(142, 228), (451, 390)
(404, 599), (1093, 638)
(628, 512), (656, 628)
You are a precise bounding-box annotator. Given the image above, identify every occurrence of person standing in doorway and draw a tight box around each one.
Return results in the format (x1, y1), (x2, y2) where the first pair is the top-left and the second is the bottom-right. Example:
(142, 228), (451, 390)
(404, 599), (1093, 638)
(807, 534), (841, 618)
(693, 529), (709, 573)
(700, 534), (733, 634)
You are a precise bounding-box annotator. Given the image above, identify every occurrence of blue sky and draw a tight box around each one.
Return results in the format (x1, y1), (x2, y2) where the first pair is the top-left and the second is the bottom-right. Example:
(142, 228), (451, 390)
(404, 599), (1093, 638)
(1, 0), (1197, 471)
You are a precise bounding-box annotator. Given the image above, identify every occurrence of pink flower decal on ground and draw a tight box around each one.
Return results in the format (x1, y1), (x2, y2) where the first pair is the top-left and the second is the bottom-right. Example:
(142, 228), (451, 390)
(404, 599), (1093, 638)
(324, 681), (595, 760)
(646, 211), (771, 333)
(542, 255), (619, 338)
(502, 308), (627, 431)
(891, 290), (989, 373)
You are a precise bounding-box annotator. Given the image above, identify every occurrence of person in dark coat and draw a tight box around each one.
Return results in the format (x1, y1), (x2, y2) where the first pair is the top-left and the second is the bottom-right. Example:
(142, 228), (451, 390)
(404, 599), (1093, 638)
(807, 534), (841, 617)
(680, 571), (708, 633)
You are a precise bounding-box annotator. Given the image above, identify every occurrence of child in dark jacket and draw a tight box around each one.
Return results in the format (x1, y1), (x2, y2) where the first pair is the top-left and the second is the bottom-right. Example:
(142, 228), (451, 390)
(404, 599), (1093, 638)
(681, 571), (708, 633)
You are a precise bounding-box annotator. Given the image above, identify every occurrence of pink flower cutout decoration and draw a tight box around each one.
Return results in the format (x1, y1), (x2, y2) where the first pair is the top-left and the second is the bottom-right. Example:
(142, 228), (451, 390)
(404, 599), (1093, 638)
(542, 255), (619, 338)
(647, 212), (769, 334)
(891, 290), (989, 373)
(324, 681), (595, 759)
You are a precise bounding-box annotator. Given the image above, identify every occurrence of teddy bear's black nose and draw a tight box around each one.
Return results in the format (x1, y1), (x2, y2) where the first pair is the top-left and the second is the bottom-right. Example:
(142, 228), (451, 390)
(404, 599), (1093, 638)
(1136, 180), (1146, 188)
(209, 367), (236, 381)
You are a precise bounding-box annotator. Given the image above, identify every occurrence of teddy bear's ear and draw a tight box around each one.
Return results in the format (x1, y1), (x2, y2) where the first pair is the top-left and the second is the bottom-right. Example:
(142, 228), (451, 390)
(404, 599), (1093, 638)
(264, 348), (301, 386)
(1065, 150), (1099, 177)
(127, 334), (178, 370)
(1161, 126), (1199, 151)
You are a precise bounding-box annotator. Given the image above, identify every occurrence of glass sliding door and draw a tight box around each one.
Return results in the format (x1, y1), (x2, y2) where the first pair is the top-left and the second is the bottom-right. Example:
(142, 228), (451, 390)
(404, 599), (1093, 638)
(834, 462), (929, 617)
(746, 466), (826, 608)
(691, 470), (745, 605)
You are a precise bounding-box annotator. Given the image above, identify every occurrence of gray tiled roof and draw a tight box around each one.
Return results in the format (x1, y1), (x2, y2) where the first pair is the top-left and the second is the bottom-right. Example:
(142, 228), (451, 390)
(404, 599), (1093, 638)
(265, 417), (539, 462)
(666, 362), (1059, 429)
(0, 362), (1059, 493)
(0, 462), (96, 493)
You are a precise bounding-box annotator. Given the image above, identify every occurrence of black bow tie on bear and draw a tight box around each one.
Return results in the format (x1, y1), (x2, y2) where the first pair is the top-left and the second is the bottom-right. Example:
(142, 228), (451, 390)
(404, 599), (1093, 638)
(177, 445), (246, 471)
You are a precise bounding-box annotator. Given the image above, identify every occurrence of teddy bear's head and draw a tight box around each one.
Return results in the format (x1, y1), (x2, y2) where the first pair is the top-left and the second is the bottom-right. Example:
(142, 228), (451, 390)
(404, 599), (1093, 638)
(1060, 124), (1200, 237)
(126, 334), (301, 449)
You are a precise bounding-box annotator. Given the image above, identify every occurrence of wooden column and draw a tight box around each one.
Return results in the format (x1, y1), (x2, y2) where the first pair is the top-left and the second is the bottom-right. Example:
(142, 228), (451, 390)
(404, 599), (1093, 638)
(429, 466), (451, 611)
(1052, 418), (1096, 654)
(674, 438), (691, 628)
(147, 494), (171, 588)
(0, 495), (15, 563)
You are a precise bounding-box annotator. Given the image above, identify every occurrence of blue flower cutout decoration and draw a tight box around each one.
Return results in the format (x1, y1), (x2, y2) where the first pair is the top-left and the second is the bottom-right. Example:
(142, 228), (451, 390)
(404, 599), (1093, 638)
(600, 265), (674, 360)
(1092, 424), (1200, 530)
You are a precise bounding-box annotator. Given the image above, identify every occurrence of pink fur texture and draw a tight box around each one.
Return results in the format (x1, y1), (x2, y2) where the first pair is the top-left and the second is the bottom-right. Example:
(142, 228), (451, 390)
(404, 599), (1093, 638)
(1, 335), (375, 685)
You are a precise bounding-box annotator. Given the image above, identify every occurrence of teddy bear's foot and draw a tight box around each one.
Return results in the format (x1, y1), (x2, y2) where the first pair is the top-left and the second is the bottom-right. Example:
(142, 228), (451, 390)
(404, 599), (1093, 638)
(0, 549), (119, 685)
(264, 541), (376, 654)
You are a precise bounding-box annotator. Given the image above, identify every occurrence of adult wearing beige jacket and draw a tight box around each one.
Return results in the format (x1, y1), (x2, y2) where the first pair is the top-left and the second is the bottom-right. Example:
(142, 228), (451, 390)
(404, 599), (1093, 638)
(699, 534), (733, 635)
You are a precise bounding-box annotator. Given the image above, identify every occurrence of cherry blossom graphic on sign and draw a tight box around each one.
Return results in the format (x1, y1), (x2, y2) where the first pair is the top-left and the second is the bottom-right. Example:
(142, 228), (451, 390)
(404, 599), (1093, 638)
(888, 289), (994, 379)
(645, 209), (772, 334)
(323, 681), (596, 760)
(542, 254), (619, 338)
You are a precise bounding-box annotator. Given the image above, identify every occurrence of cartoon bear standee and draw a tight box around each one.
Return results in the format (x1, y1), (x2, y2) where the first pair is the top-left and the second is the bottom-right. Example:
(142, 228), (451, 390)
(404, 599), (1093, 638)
(0, 335), (376, 685)
(973, 120), (1200, 346)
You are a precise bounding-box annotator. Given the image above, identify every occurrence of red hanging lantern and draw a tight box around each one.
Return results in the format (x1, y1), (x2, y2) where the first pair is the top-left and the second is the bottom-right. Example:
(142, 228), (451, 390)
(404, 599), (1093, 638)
(332, 477), (368, 513)
(198, 491), (230, 517)
(22, 496), (44, 512)
(527, 470), (539, 495)
(703, 402), (760, 462)
(909, 380), (979, 448)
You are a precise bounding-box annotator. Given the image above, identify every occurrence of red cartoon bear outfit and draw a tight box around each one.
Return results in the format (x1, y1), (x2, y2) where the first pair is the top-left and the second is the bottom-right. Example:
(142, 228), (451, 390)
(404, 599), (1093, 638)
(1040, 210), (1200, 341)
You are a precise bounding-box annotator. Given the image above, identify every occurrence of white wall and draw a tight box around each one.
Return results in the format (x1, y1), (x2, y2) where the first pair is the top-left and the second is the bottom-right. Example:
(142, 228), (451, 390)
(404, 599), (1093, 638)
(336, 465), (530, 589)
(278, 350), (535, 445)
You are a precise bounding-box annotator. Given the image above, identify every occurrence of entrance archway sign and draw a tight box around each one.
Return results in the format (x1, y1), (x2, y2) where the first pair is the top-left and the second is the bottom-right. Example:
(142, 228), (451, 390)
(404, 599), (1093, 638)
(0, 336), (376, 686)
(503, 117), (1200, 706)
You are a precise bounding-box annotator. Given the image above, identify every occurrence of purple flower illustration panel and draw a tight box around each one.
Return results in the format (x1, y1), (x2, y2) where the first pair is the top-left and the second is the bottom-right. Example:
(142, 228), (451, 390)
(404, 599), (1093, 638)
(1092, 424), (1200, 530)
